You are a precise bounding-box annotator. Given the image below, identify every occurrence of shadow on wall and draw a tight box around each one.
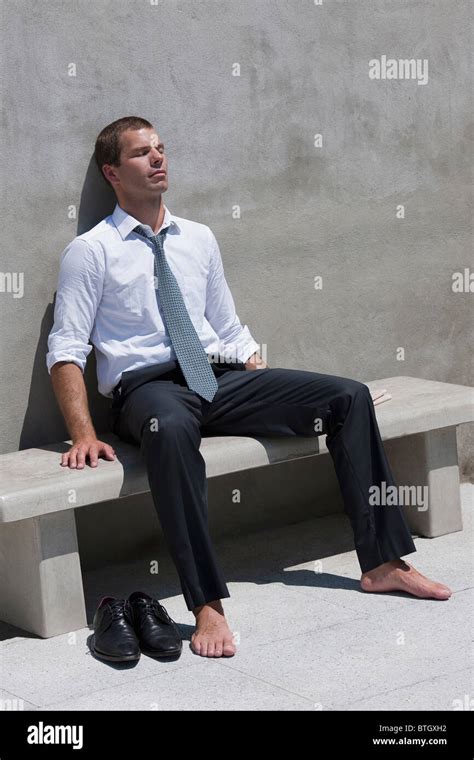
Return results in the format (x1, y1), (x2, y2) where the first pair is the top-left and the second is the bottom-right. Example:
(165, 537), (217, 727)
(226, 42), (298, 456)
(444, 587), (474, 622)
(20, 158), (117, 450)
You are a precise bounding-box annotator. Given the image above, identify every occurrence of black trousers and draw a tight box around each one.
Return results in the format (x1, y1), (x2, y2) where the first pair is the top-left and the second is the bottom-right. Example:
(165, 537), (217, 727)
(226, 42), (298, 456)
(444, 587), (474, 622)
(110, 360), (417, 610)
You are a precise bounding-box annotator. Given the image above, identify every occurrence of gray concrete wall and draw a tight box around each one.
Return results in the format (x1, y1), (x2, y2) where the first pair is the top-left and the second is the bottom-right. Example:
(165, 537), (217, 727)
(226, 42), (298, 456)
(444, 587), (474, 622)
(1, 1), (472, 566)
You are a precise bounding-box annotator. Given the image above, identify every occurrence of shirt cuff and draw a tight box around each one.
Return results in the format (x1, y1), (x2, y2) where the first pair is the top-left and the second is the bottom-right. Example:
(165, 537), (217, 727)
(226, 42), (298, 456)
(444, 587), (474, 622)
(237, 340), (261, 364)
(46, 353), (87, 375)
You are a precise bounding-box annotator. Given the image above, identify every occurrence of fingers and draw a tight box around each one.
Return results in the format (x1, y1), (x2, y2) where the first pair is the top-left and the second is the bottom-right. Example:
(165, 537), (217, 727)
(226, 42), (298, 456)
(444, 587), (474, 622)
(60, 448), (80, 468)
(60, 442), (116, 468)
(80, 442), (116, 467)
(69, 444), (88, 469)
(88, 444), (99, 468)
(60, 446), (81, 469)
(99, 444), (116, 461)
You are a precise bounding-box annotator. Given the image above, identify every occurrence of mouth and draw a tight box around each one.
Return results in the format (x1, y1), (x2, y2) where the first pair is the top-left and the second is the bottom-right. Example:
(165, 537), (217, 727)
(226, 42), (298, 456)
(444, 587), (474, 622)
(149, 169), (167, 178)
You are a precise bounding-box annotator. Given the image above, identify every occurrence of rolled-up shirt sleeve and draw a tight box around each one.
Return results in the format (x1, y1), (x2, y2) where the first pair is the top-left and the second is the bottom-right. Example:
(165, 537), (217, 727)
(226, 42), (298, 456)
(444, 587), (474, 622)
(46, 238), (105, 375)
(204, 228), (260, 363)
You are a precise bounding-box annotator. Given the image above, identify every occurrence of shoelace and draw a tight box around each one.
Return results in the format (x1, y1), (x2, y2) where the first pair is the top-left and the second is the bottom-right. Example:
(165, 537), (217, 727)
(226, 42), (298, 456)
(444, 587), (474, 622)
(109, 600), (130, 622)
(139, 599), (171, 624)
(136, 600), (181, 635)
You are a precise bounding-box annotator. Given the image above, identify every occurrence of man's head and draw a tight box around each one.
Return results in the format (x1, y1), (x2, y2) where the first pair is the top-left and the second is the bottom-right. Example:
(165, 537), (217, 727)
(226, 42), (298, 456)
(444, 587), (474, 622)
(94, 116), (168, 204)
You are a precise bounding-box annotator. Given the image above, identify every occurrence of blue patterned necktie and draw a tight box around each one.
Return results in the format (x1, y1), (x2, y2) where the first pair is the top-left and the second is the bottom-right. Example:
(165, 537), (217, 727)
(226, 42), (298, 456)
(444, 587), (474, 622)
(133, 223), (219, 402)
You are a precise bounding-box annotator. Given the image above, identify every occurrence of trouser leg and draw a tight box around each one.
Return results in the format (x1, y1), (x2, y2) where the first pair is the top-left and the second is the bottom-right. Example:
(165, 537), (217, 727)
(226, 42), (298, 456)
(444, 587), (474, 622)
(200, 367), (417, 573)
(111, 364), (231, 611)
(323, 378), (418, 571)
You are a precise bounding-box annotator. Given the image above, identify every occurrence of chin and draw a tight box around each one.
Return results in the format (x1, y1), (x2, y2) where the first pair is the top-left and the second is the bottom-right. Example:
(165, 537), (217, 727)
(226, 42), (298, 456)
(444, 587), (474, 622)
(146, 183), (168, 193)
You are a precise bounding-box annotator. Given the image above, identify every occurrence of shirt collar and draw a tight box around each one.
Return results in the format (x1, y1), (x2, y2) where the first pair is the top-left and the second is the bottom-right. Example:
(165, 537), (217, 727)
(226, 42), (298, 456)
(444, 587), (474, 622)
(112, 202), (180, 240)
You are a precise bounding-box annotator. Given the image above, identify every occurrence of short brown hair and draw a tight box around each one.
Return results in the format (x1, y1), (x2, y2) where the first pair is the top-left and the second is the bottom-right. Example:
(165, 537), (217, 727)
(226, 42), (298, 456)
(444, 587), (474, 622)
(94, 116), (153, 187)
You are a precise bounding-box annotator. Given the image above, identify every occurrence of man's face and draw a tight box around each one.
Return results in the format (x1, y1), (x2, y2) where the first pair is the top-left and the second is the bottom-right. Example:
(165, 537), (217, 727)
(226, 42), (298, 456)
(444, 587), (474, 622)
(103, 127), (168, 198)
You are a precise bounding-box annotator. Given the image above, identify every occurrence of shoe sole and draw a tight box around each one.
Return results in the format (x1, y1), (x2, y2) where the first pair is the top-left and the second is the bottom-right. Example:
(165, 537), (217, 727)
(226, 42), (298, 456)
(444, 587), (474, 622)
(90, 636), (141, 663)
(140, 645), (183, 658)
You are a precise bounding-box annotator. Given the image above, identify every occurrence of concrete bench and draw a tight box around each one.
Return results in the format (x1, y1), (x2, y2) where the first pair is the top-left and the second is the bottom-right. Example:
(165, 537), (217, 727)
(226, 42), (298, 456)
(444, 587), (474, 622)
(0, 375), (472, 638)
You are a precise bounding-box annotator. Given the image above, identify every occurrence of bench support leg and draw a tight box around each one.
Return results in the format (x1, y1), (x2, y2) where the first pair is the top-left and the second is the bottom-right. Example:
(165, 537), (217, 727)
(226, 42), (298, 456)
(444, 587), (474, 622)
(386, 427), (463, 538)
(0, 509), (87, 638)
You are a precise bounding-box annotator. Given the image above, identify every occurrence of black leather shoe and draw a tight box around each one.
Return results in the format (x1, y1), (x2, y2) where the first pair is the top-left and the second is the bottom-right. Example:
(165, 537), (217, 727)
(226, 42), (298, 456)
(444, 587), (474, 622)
(90, 596), (141, 662)
(128, 591), (182, 658)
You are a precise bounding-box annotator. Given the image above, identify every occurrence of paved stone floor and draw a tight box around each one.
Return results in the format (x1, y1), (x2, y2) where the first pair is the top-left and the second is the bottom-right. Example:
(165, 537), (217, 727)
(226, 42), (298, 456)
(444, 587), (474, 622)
(0, 484), (471, 711)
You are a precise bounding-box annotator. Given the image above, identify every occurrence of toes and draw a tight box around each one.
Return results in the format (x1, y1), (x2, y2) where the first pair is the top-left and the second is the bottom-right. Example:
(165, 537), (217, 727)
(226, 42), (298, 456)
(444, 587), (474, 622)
(191, 630), (236, 657)
(223, 641), (236, 657)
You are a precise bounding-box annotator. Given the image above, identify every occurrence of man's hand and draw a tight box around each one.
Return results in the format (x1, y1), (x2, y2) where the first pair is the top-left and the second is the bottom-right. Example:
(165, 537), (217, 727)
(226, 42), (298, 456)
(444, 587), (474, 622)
(244, 352), (268, 370)
(61, 438), (116, 469)
(370, 388), (392, 406)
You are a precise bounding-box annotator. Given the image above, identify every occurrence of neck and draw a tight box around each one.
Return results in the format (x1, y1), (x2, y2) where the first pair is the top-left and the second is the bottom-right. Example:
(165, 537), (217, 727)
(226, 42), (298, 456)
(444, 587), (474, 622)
(117, 195), (165, 234)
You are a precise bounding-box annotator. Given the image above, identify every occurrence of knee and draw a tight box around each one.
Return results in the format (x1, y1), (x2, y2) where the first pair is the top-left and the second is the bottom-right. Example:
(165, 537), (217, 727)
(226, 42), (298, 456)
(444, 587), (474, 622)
(326, 379), (372, 440)
(332, 378), (371, 400)
(353, 380), (372, 400)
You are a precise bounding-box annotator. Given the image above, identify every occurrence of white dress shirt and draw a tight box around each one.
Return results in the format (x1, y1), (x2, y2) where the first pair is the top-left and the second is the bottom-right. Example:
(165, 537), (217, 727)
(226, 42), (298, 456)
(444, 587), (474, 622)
(46, 203), (260, 398)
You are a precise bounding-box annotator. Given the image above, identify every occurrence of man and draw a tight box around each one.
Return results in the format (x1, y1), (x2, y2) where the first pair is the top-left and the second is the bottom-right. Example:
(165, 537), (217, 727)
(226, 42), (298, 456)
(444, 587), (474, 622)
(47, 116), (452, 659)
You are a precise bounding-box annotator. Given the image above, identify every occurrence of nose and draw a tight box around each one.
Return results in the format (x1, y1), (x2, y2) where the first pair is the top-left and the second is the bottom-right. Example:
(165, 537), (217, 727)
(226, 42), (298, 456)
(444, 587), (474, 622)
(150, 147), (163, 166)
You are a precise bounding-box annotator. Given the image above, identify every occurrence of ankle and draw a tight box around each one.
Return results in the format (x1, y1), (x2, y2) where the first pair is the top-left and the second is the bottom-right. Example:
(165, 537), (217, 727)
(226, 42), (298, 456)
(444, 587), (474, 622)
(363, 559), (405, 577)
(192, 598), (224, 618)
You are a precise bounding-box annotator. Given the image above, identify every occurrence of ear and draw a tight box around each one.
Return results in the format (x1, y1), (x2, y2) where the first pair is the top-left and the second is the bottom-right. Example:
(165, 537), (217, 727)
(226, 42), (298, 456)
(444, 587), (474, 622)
(102, 164), (119, 186)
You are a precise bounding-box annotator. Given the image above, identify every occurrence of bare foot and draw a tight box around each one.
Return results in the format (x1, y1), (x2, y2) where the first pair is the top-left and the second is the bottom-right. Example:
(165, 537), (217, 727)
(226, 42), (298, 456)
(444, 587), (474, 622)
(191, 599), (236, 657)
(361, 559), (452, 600)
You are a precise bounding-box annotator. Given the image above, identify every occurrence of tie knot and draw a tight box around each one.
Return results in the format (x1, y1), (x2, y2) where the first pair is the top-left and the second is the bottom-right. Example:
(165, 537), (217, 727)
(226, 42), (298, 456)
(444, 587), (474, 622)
(134, 223), (167, 243)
